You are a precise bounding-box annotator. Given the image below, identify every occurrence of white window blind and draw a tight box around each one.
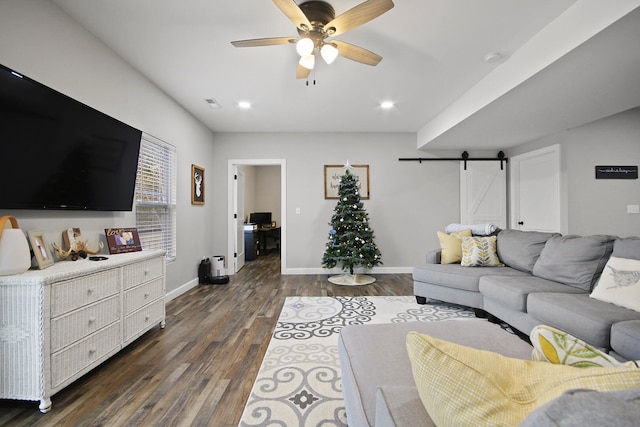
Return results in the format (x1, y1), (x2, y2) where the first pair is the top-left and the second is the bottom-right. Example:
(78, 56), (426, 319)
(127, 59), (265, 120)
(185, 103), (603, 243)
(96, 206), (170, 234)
(135, 133), (177, 261)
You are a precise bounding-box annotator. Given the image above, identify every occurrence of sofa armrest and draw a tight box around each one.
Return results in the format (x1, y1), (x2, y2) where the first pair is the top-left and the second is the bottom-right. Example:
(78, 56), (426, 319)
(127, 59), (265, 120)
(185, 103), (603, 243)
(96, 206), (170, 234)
(426, 250), (441, 264)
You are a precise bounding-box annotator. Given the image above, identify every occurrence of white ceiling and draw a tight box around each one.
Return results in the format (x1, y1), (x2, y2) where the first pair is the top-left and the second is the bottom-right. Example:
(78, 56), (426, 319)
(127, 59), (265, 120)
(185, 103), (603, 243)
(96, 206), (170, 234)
(52, 0), (640, 150)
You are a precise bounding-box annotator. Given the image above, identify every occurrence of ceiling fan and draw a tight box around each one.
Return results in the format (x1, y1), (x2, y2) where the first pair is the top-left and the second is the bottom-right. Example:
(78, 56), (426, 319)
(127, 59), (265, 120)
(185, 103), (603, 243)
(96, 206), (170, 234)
(231, 0), (394, 79)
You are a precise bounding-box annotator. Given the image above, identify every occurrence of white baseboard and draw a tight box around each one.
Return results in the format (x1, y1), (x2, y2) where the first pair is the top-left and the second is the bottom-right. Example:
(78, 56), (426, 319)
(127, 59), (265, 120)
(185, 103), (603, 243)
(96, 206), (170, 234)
(165, 277), (199, 302)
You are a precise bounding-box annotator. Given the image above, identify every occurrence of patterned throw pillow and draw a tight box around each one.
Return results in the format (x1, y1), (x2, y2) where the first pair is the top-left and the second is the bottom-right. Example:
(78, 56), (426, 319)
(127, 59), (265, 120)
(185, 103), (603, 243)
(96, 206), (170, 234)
(405, 331), (640, 427)
(530, 325), (638, 368)
(461, 236), (503, 266)
(590, 256), (640, 312)
(437, 229), (472, 264)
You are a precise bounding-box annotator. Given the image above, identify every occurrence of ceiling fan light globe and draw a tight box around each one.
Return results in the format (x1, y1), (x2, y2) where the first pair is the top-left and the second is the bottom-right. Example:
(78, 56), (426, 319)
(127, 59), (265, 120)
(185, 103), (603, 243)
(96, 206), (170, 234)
(296, 37), (314, 56)
(299, 54), (315, 70)
(321, 43), (339, 64)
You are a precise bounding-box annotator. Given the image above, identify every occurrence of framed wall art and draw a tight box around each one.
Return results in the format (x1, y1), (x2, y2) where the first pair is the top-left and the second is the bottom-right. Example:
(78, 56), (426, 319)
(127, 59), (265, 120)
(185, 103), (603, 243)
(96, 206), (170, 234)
(28, 231), (54, 269)
(324, 164), (370, 200)
(192, 164), (205, 204)
(104, 228), (142, 254)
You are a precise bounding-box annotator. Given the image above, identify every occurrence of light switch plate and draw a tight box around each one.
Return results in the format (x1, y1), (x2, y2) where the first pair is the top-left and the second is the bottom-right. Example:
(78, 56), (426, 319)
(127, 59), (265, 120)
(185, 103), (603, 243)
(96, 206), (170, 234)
(628, 204), (640, 214)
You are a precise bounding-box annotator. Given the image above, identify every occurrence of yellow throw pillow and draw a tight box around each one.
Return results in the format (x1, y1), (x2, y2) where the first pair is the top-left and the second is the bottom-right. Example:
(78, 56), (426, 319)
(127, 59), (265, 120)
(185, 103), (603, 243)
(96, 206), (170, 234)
(530, 324), (639, 368)
(437, 229), (472, 264)
(406, 331), (640, 427)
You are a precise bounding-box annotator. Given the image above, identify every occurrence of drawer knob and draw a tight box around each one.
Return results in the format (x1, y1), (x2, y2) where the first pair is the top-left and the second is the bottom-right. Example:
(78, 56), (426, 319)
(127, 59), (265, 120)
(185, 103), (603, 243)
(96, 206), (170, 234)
(144, 269), (149, 275)
(88, 347), (97, 355)
(88, 317), (96, 324)
(87, 288), (94, 295)
(144, 292), (150, 298)
(145, 315), (150, 321)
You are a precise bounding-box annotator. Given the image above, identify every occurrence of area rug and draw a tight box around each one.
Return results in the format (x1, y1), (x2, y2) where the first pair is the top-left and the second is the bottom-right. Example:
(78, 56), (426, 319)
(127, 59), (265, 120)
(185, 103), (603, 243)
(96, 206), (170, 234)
(238, 296), (475, 426)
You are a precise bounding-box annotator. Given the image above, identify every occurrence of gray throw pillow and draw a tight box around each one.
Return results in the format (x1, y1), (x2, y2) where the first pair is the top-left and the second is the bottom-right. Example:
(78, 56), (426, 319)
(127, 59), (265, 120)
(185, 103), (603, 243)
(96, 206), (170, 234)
(532, 234), (615, 291)
(519, 388), (640, 427)
(613, 237), (640, 260)
(496, 229), (559, 273)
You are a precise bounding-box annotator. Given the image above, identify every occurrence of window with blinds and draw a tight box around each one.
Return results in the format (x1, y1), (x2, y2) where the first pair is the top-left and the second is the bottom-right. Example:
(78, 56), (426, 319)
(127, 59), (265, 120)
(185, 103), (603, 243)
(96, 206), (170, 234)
(135, 134), (177, 261)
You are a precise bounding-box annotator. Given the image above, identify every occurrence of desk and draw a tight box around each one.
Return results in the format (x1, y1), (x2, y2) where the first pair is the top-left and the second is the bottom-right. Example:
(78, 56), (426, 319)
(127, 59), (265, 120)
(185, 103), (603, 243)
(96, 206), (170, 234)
(257, 226), (281, 254)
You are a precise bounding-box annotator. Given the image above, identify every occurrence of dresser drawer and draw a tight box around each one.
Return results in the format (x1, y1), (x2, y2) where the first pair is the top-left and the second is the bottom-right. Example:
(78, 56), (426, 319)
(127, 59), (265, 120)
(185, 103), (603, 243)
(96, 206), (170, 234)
(123, 277), (164, 315)
(51, 295), (120, 353)
(51, 322), (121, 388)
(51, 270), (121, 317)
(123, 258), (163, 290)
(123, 299), (164, 343)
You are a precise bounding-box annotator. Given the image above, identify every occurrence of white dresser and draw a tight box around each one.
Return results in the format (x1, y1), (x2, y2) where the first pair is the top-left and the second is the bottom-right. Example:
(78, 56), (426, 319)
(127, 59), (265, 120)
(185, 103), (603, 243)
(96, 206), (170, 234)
(0, 250), (165, 412)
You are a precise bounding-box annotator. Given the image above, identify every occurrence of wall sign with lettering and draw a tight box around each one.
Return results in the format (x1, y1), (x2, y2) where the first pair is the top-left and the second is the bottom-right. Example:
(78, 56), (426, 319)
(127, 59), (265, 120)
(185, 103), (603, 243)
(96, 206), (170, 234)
(595, 166), (638, 180)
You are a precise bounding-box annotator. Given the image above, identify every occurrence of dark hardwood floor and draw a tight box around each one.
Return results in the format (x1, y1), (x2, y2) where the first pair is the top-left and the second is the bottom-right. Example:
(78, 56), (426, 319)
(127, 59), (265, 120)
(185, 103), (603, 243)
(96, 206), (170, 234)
(0, 253), (413, 426)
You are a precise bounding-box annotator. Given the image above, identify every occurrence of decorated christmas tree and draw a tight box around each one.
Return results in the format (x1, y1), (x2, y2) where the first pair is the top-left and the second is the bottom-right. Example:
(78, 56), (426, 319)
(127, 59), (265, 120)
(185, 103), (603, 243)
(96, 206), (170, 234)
(322, 168), (382, 284)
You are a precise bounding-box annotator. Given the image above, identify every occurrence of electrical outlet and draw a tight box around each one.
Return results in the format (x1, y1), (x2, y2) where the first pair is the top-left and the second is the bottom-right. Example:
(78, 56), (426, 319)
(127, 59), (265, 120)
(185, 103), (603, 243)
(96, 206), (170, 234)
(628, 204), (640, 214)
(295, 207), (301, 214)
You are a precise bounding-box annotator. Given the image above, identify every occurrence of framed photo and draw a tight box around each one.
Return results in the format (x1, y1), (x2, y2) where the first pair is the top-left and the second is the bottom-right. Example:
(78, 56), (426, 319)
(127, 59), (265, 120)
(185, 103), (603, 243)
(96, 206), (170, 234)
(104, 228), (142, 254)
(324, 164), (370, 200)
(28, 231), (54, 269)
(192, 164), (205, 205)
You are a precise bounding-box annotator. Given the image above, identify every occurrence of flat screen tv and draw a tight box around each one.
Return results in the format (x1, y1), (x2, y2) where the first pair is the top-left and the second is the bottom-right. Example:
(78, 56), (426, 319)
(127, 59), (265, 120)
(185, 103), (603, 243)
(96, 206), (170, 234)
(249, 212), (272, 226)
(0, 63), (142, 211)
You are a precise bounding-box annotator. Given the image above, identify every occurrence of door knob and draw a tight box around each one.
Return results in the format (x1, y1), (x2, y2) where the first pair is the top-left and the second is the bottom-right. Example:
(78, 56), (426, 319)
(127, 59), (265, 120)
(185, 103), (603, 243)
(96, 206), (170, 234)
(517, 221), (524, 225)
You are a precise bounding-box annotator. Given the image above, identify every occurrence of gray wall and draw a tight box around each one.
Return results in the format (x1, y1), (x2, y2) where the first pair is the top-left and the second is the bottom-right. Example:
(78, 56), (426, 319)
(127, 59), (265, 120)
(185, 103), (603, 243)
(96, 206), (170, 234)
(0, 0), (216, 296)
(508, 108), (640, 238)
(211, 133), (465, 273)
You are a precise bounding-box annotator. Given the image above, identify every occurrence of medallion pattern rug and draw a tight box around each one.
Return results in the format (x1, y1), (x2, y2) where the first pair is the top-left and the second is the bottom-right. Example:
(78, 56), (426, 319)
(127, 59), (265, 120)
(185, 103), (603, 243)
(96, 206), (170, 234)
(239, 296), (475, 426)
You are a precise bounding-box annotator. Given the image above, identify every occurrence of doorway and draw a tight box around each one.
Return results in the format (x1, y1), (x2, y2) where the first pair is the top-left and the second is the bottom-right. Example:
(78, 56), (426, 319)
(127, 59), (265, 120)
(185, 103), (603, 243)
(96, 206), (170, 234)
(228, 159), (287, 275)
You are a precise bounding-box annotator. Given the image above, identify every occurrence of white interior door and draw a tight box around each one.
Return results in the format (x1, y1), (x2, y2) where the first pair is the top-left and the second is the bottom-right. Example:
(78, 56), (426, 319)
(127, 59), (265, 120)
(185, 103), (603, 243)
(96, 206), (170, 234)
(510, 145), (561, 232)
(233, 167), (245, 272)
(460, 161), (507, 228)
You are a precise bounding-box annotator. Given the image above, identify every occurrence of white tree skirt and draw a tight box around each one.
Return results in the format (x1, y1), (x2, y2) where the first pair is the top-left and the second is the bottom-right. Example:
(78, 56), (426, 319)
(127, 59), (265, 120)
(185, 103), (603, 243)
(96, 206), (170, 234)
(328, 274), (376, 286)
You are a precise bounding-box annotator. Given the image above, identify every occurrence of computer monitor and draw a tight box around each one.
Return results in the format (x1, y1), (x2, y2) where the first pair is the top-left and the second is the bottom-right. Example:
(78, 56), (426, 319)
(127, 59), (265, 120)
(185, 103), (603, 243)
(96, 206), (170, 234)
(250, 212), (272, 226)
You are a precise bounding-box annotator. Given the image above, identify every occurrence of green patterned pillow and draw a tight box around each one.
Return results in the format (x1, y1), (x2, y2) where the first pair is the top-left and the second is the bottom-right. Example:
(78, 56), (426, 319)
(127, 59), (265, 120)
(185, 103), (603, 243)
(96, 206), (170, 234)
(461, 236), (503, 267)
(530, 325), (639, 368)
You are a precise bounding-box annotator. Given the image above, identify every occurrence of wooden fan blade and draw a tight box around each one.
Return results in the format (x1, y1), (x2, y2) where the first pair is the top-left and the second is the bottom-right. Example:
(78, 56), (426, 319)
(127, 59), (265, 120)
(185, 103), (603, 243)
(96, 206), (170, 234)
(273, 0), (312, 30)
(333, 40), (382, 66)
(325, 0), (394, 37)
(231, 37), (296, 47)
(296, 64), (312, 79)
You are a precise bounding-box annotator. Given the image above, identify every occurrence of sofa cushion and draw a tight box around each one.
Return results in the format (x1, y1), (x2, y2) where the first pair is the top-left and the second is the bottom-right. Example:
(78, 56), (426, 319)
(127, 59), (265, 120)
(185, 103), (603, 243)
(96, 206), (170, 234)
(611, 320), (640, 361)
(613, 237), (640, 259)
(518, 388), (640, 427)
(590, 256), (640, 312)
(413, 263), (527, 293)
(532, 235), (615, 291)
(338, 320), (532, 427)
(528, 293), (640, 349)
(436, 229), (471, 264)
(406, 331), (640, 427)
(461, 236), (503, 266)
(479, 275), (585, 312)
(497, 229), (559, 273)
(375, 386), (432, 427)
(530, 324), (638, 368)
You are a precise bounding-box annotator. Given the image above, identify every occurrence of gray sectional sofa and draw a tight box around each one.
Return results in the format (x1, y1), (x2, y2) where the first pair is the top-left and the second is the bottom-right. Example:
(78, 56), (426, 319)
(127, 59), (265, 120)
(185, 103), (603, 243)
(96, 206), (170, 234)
(413, 230), (640, 361)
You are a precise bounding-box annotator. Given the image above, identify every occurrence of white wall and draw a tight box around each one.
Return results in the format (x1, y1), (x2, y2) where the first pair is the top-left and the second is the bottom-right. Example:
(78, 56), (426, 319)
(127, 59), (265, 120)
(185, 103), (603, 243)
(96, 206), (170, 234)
(0, 0), (216, 295)
(508, 108), (640, 237)
(211, 133), (466, 273)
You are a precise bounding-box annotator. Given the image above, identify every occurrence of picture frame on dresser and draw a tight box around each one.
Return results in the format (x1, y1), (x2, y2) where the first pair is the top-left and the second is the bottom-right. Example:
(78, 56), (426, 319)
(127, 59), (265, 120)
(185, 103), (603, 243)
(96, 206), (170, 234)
(28, 231), (54, 269)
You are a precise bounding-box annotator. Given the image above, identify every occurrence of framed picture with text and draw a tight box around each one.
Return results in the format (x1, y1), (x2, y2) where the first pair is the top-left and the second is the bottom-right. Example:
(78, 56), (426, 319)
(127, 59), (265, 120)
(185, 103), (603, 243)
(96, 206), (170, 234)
(104, 228), (142, 254)
(324, 164), (370, 200)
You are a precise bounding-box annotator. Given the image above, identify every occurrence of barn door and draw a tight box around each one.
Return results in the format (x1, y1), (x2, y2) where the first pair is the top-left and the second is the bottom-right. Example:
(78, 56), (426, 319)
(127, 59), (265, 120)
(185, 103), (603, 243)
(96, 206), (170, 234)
(460, 161), (507, 228)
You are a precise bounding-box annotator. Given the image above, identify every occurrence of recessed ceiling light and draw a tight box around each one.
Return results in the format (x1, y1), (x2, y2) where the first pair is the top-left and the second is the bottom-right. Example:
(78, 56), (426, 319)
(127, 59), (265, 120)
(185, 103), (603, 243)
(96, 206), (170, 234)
(238, 101), (252, 109)
(380, 101), (394, 109)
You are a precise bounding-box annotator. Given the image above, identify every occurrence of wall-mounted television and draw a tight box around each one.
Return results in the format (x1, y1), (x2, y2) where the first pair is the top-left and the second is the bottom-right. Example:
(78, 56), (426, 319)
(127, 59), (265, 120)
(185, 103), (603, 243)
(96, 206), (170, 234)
(0, 63), (142, 211)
